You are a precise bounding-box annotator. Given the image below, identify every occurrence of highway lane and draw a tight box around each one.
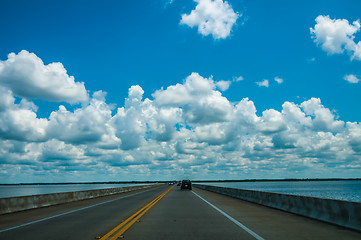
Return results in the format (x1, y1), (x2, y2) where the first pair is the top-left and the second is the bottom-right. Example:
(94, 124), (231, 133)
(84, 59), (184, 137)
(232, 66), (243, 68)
(0, 184), (169, 240)
(123, 186), (258, 240)
(191, 187), (361, 240)
(118, 186), (361, 240)
(1, 184), (361, 240)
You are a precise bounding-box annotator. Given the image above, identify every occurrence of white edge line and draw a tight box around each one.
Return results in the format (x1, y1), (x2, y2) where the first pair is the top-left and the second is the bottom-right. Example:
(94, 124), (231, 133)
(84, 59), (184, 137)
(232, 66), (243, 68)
(0, 187), (156, 233)
(192, 191), (265, 240)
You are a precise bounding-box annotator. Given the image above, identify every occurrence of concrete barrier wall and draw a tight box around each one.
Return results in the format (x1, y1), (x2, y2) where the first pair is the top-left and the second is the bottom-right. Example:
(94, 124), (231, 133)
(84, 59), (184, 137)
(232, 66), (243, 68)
(194, 184), (361, 232)
(0, 184), (156, 215)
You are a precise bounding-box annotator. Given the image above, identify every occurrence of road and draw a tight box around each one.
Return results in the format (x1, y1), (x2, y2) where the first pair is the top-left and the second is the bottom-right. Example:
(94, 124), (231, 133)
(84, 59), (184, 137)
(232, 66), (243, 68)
(0, 184), (360, 240)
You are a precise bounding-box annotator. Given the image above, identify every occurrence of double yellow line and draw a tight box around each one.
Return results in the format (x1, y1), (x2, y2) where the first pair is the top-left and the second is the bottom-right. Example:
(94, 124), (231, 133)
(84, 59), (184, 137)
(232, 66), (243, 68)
(100, 184), (176, 240)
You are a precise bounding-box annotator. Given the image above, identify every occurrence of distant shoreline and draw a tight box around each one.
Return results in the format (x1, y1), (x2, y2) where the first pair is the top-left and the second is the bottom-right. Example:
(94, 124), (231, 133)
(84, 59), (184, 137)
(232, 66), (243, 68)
(1, 178), (360, 185)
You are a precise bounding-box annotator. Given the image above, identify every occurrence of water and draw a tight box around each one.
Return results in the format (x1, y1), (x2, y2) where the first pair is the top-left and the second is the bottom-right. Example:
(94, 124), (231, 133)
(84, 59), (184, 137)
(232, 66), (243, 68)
(202, 180), (361, 202)
(0, 183), (153, 198)
(2, 181), (360, 202)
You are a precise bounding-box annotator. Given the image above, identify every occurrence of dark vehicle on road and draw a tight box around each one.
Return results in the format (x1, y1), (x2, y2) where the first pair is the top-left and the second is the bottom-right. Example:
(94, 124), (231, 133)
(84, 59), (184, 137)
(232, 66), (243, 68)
(180, 180), (192, 190)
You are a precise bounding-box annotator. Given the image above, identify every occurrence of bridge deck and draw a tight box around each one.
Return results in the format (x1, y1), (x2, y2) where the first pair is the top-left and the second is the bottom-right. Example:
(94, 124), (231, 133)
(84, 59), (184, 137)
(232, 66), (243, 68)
(0, 185), (360, 240)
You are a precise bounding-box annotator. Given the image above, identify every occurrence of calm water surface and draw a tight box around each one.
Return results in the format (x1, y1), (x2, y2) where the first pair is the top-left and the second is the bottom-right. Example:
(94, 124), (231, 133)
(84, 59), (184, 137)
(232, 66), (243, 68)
(203, 180), (361, 202)
(0, 183), (153, 198)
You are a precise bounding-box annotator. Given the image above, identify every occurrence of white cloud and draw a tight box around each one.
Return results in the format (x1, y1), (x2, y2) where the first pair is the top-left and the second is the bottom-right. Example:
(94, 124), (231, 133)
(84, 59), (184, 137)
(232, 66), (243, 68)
(153, 72), (233, 124)
(0, 52), (360, 181)
(215, 80), (231, 91)
(0, 100), (48, 142)
(300, 98), (344, 132)
(274, 77), (283, 84)
(233, 75), (243, 81)
(147, 107), (182, 142)
(258, 109), (287, 134)
(0, 50), (88, 103)
(344, 74), (360, 83)
(0, 82), (49, 142)
(48, 91), (114, 145)
(0, 86), (15, 111)
(41, 139), (86, 162)
(346, 122), (361, 153)
(310, 15), (361, 60)
(233, 98), (259, 128)
(256, 79), (269, 87)
(354, 42), (361, 60)
(281, 101), (312, 128)
(180, 0), (240, 39)
(128, 85), (144, 101)
(111, 87), (148, 150)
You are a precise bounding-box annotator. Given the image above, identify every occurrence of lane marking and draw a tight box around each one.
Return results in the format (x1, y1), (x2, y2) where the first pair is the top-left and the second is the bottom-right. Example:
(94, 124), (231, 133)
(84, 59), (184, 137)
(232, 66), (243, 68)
(0, 187), (158, 233)
(99, 192), (163, 239)
(108, 189), (167, 240)
(101, 184), (175, 240)
(192, 191), (265, 240)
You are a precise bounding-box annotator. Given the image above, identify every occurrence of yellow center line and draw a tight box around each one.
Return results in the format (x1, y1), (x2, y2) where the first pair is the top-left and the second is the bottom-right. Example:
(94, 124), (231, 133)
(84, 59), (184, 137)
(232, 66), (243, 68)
(100, 184), (175, 240)
(109, 185), (174, 240)
(99, 193), (162, 240)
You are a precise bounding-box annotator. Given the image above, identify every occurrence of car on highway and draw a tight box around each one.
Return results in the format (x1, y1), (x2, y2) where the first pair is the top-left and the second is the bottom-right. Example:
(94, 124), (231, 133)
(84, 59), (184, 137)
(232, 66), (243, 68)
(180, 180), (192, 190)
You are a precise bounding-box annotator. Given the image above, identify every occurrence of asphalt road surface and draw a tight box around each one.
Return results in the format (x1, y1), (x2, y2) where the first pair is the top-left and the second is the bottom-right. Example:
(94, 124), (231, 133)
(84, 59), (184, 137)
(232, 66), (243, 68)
(1, 184), (360, 240)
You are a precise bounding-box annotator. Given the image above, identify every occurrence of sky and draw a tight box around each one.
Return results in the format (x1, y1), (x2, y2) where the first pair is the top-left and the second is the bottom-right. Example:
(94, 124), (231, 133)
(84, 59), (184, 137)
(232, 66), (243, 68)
(0, 0), (361, 183)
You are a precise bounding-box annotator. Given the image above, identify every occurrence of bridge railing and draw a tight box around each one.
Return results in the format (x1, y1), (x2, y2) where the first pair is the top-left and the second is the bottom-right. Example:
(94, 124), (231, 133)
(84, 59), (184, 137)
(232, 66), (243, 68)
(194, 184), (361, 232)
(0, 184), (158, 215)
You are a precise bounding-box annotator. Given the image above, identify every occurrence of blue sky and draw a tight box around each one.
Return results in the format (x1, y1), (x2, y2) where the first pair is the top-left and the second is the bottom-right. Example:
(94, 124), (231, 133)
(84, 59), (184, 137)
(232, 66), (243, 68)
(0, 0), (360, 183)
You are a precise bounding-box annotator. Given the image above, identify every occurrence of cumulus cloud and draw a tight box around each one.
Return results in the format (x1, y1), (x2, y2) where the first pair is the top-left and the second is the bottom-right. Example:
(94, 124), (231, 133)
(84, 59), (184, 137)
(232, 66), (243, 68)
(0, 51), (360, 182)
(41, 139), (86, 162)
(258, 109), (287, 134)
(48, 91), (114, 145)
(300, 98), (344, 132)
(111, 86), (149, 150)
(256, 79), (269, 87)
(0, 106), (48, 142)
(146, 106), (182, 142)
(0, 88), (48, 142)
(0, 86), (15, 111)
(310, 15), (361, 60)
(153, 72), (233, 124)
(344, 74), (360, 83)
(180, 0), (240, 39)
(346, 122), (361, 153)
(0, 50), (88, 103)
